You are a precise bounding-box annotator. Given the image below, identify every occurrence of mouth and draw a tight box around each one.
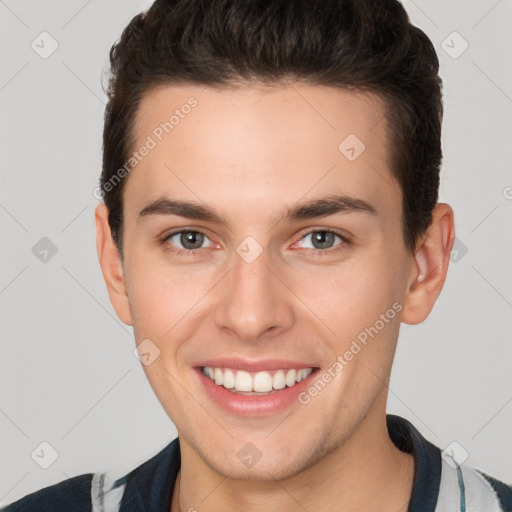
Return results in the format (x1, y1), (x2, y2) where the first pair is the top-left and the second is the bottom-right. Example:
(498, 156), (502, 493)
(201, 366), (314, 395)
(194, 363), (320, 416)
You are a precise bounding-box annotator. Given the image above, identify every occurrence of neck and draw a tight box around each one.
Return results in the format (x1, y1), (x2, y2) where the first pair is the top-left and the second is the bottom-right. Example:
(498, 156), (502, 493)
(171, 402), (414, 512)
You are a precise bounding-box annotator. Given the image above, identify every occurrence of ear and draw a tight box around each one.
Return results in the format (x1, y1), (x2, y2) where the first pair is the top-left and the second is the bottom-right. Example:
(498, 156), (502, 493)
(95, 203), (133, 326)
(401, 203), (455, 325)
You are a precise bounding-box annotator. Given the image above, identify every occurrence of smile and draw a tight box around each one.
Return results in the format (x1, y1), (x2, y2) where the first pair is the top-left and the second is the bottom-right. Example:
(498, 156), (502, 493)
(202, 366), (314, 394)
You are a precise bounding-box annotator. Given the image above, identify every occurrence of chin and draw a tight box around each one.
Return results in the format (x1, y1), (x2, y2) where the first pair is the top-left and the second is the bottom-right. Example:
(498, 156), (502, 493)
(193, 431), (335, 483)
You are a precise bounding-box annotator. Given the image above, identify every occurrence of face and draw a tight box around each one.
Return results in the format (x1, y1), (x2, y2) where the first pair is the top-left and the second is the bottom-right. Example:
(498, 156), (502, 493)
(98, 82), (421, 480)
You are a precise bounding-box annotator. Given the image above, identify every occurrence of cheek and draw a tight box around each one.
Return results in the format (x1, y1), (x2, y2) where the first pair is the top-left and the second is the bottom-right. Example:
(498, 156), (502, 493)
(291, 259), (393, 330)
(126, 258), (208, 342)
(288, 251), (405, 384)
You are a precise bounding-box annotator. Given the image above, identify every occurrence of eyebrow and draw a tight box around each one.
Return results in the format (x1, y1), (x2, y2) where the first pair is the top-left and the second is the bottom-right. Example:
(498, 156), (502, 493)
(137, 195), (377, 225)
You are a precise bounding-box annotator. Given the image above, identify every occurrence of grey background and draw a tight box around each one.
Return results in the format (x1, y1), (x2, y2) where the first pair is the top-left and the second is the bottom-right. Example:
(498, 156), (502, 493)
(1, 0), (511, 505)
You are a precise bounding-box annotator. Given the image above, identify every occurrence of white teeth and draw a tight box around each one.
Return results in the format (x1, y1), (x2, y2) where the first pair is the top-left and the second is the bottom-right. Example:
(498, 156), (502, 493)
(253, 371), (273, 392)
(285, 369), (296, 387)
(202, 366), (314, 392)
(223, 369), (235, 389)
(298, 368), (313, 382)
(273, 370), (286, 390)
(296, 369), (310, 382)
(235, 370), (253, 392)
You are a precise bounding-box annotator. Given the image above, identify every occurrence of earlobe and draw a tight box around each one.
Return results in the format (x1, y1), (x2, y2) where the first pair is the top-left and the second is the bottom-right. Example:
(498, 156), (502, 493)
(94, 204), (133, 326)
(401, 203), (455, 325)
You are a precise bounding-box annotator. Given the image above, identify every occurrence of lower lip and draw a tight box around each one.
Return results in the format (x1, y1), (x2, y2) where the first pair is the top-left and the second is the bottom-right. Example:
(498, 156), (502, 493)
(195, 368), (319, 417)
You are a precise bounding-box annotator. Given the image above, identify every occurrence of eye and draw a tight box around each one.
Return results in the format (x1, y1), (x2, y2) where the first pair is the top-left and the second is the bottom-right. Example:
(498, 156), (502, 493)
(163, 230), (213, 251)
(296, 230), (346, 250)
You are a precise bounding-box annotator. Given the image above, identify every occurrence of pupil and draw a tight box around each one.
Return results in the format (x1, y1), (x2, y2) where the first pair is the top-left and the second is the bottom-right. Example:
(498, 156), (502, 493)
(181, 231), (203, 249)
(313, 231), (334, 249)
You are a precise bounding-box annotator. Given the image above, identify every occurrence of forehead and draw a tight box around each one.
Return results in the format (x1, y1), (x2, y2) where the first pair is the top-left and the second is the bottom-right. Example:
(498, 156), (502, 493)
(124, 82), (399, 223)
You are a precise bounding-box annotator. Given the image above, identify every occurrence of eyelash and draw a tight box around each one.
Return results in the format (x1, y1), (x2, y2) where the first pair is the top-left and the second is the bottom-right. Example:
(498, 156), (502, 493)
(158, 228), (351, 257)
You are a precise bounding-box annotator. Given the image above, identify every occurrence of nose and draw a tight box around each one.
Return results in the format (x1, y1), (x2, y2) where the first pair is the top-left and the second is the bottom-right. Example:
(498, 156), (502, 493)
(214, 248), (294, 342)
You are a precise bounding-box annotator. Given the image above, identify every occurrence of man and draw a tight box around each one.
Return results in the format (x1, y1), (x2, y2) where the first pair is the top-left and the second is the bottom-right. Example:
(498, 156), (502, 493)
(3, 0), (511, 511)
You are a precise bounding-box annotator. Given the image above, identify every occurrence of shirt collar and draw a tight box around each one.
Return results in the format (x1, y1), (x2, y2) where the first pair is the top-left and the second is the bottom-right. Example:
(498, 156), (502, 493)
(387, 414), (442, 512)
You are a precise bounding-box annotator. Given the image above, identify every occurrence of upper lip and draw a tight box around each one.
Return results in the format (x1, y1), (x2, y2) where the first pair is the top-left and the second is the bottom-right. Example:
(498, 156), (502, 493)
(194, 358), (319, 372)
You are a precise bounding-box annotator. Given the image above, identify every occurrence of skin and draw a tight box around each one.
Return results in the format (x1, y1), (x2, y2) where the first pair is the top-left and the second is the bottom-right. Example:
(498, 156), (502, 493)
(95, 82), (455, 512)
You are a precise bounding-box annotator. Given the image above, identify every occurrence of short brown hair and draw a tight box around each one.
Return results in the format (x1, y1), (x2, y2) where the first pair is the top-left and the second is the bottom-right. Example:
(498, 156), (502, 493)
(100, 0), (443, 257)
